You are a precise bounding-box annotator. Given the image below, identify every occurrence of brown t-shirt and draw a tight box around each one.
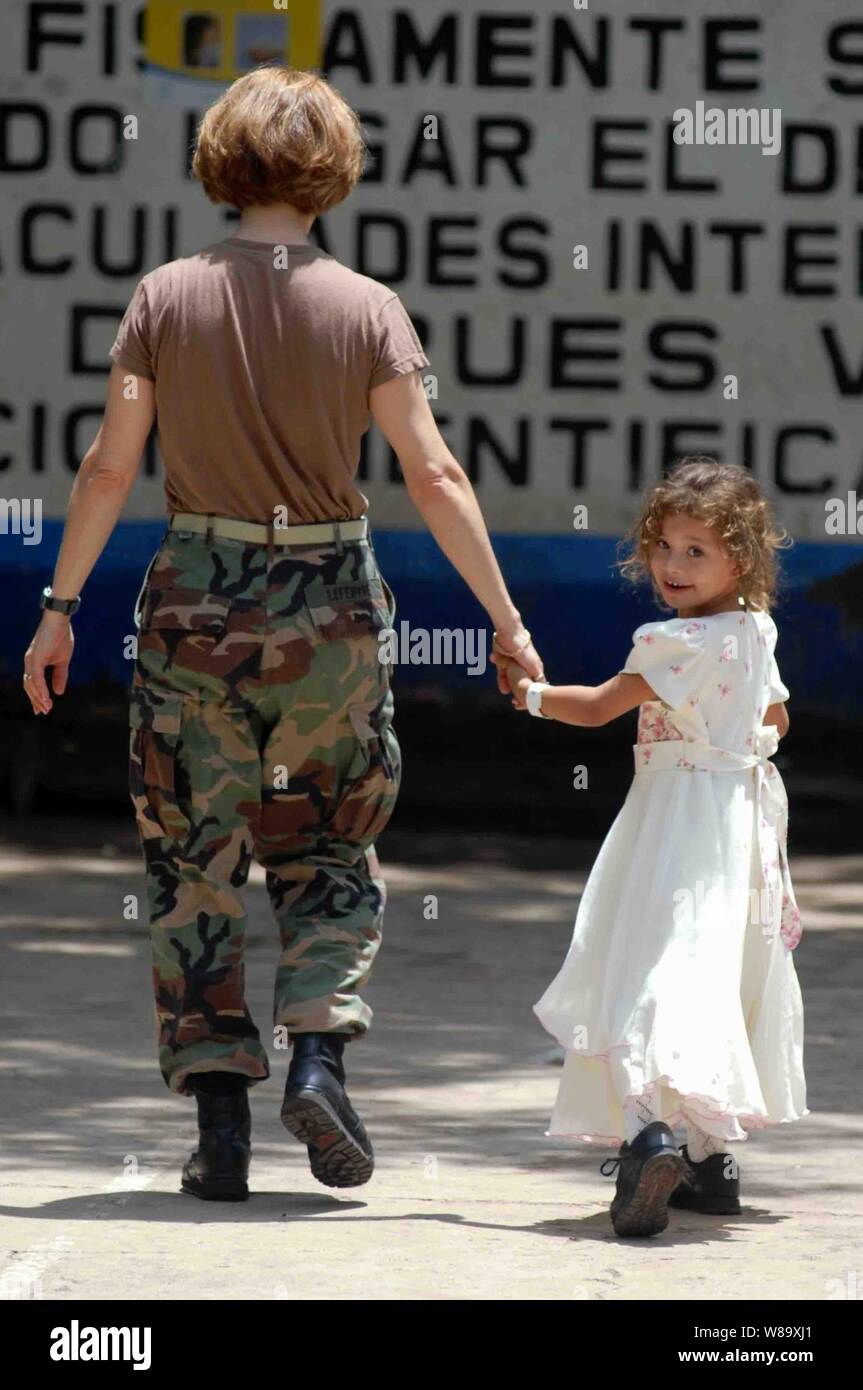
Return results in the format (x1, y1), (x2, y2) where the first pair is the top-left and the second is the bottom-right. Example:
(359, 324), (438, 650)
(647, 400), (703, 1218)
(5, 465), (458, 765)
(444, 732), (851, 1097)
(109, 237), (430, 523)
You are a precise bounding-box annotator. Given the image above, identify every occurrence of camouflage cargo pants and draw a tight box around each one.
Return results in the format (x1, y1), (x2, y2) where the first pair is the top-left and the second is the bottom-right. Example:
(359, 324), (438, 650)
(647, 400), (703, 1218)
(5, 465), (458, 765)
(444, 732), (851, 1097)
(128, 521), (401, 1095)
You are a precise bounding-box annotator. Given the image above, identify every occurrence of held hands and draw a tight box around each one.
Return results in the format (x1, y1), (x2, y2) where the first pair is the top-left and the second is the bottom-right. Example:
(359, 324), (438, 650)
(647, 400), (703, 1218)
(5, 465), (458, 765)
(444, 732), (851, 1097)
(500, 659), (533, 711)
(489, 625), (546, 711)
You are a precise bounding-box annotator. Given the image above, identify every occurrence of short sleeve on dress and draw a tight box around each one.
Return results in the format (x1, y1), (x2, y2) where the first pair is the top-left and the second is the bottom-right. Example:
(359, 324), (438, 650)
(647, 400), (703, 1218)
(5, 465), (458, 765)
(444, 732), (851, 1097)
(369, 294), (430, 391)
(767, 655), (790, 704)
(110, 278), (155, 380)
(621, 618), (711, 710)
(757, 611), (790, 704)
(766, 635), (790, 703)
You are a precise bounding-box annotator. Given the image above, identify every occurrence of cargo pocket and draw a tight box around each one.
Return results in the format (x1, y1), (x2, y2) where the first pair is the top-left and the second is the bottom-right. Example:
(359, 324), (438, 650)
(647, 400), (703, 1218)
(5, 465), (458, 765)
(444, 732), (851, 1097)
(304, 574), (391, 642)
(129, 687), (189, 844)
(132, 551), (160, 632)
(329, 695), (402, 849)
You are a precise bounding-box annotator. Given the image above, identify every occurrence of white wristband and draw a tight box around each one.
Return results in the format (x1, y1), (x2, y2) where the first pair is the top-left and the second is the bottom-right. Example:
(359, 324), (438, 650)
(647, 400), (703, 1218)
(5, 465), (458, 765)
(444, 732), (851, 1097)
(526, 681), (550, 718)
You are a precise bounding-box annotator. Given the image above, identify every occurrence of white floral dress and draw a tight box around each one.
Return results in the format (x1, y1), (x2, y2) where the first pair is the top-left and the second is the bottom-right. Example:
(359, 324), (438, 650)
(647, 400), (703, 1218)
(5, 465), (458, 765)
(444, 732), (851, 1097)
(534, 607), (807, 1146)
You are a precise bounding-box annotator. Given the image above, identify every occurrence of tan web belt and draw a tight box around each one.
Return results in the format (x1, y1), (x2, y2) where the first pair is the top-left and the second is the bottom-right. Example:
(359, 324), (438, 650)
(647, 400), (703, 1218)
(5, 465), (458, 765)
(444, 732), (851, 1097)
(169, 512), (369, 546)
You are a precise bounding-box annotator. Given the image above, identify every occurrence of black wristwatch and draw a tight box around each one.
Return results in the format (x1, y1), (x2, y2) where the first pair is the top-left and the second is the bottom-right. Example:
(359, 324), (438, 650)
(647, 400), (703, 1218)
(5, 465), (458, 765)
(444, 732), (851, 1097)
(40, 586), (81, 616)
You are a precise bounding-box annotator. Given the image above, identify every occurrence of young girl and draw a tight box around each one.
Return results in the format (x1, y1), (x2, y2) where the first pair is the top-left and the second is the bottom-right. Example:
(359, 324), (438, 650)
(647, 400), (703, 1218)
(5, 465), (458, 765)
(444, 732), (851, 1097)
(500, 457), (807, 1237)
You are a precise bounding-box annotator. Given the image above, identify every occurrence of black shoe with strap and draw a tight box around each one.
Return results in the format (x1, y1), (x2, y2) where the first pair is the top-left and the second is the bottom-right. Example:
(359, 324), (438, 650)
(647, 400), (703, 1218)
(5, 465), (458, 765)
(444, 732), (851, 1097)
(281, 1032), (374, 1189)
(181, 1073), (251, 1202)
(668, 1144), (741, 1214)
(600, 1120), (689, 1237)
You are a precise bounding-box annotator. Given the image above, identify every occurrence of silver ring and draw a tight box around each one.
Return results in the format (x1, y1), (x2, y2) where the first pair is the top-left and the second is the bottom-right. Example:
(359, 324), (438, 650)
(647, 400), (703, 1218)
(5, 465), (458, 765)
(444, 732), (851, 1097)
(23, 673), (31, 682)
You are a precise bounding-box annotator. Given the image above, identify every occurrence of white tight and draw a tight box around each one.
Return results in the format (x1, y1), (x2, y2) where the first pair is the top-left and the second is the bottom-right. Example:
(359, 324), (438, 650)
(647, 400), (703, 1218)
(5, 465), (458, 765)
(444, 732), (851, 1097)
(623, 1093), (724, 1160)
(684, 1123), (723, 1162)
(622, 1092), (660, 1142)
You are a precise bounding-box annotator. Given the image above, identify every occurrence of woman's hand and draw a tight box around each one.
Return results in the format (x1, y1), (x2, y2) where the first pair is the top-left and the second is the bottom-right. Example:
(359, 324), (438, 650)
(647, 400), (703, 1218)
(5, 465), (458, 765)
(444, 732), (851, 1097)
(490, 627), (546, 695)
(23, 613), (74, 715)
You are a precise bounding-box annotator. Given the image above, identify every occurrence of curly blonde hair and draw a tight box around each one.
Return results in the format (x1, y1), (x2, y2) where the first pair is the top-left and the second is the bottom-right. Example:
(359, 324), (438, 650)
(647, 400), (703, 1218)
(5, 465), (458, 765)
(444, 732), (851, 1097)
(617, 456), (791, 612)
(192, 66), (366, 215)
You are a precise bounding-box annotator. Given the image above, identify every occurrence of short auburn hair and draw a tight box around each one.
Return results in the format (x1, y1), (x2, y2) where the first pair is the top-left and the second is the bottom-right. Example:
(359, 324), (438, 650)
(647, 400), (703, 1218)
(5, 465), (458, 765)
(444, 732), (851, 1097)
(192, 65), (366, 215)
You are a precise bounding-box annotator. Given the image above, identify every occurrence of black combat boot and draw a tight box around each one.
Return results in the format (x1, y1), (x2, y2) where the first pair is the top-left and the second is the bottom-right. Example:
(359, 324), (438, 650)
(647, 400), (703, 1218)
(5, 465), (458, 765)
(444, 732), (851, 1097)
(181, 1073), (251, 1202)
(281, 1032), (374, 1189)
(600, 1121), (689, 1237)
(668, 1144), (741, 1214)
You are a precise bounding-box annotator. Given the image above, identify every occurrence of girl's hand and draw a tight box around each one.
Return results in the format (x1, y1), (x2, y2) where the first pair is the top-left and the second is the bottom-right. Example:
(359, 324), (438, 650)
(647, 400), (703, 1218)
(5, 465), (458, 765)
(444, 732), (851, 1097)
(23, 613), (74, 715)
(500, 659), (532, 710)
(511, 675), (532, 711)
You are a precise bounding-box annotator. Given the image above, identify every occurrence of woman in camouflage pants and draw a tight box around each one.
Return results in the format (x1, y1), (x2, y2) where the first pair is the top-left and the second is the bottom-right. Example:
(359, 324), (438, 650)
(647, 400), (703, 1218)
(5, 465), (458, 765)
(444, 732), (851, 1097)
(23, 67), (545, 1201)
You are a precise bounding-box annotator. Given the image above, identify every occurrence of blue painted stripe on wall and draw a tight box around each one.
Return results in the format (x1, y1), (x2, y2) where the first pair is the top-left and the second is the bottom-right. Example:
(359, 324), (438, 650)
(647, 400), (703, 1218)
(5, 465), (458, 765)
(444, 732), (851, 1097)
(2, 522), (861, 713)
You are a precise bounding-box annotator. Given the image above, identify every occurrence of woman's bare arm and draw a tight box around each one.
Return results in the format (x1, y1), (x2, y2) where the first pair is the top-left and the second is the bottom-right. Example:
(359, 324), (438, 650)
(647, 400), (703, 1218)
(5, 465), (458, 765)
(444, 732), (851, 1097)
(23, 366), (155, 714)
(369, 371), (544, 686)
(51, 366), (155, 598)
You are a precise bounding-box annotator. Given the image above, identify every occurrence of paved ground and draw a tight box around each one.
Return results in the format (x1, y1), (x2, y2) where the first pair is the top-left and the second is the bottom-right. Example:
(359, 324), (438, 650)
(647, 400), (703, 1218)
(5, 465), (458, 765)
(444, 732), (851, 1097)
(0, 819), (861, 1302)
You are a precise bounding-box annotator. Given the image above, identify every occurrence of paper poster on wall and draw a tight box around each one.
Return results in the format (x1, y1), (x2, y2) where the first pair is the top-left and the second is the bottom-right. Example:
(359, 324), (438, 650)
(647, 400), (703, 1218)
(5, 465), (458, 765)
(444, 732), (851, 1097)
(141, 0), (321, 105)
